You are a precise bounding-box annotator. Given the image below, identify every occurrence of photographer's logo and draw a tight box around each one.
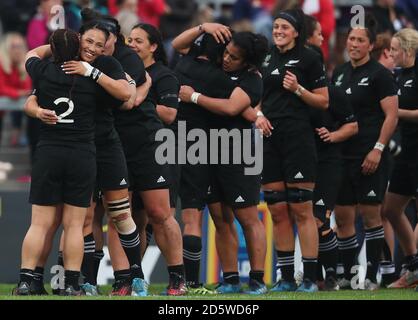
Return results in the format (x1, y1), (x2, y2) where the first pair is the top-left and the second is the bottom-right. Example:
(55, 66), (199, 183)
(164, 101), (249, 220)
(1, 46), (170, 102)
(50, 265), (65, 290)
(350, 5), (365, 29)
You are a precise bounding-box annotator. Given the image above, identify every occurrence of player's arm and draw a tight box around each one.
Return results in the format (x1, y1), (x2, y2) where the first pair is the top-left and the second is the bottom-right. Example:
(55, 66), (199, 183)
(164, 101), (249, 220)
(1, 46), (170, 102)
(134, 72), (152, 107)
(172, 23), (232, 55)
(62, 61), (131, 102)
(316, 122), (358, 143)
(398, 108), (418, 123)
(25, 45), (52, 62)
(119, 73), (138, 110)
(179, 85), (250, 116)
(156, 105), (177, 125)
(24, 94), (59, 125)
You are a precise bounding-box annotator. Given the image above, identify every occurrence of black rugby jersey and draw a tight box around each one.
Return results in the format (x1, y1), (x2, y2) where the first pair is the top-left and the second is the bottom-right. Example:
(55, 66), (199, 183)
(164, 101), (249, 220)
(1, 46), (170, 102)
(310, 85), (357, 161)
(211, 68), (263, 130)
(175, 53), (235, 129)
(93, 55), (126, 144)
(146, 61), (179, 131)
(396, 65), (418, 160)
(112, 43), (163, 132)
(26, 57), (98, 147)
(261, 45), (327, 124)
(332, 58), (397, 158)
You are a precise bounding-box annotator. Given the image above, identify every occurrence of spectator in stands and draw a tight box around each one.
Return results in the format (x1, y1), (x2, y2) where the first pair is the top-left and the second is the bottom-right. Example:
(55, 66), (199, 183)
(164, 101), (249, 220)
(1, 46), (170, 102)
(232, 0), (274, 43)
(372, 0), (413, 35)
(0, 33), (32, 148)
(108, 0), (168, 27)
(397, 0), (418, 28)
(0, 0), (38, 35)
(160, 0), (197, 64)
(301, 0), (335, 63)
(65, 0), (109, 31)
(115, 0), (140, 37)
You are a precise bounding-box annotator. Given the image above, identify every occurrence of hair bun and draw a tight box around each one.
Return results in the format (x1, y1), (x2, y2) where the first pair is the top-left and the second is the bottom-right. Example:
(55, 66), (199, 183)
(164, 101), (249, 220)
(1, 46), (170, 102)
(80, 7), (101, 24)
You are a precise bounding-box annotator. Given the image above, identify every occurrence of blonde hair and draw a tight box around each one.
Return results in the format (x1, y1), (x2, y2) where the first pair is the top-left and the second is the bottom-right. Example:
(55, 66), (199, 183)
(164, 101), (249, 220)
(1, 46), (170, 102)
(393, 28), (418, 57)
(0, 32), (28, 74)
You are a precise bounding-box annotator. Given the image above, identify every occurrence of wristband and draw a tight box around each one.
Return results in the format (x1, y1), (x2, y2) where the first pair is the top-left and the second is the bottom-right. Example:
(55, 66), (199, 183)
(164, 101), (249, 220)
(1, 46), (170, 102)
(374, 142), (385, 152)
(81, 61), (94, 77)
(256, 110), (264, 117)
(294, 85), (305, 97)
(91, 68), (103, 82)
(191, 92), (201, 104)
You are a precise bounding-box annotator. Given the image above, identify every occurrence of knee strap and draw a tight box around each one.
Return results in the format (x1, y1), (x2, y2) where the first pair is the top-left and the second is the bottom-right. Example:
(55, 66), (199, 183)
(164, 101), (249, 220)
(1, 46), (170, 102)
(287, 188), (313, 203)
(263, 190), (287, 205)
(107, 197), (136, 234)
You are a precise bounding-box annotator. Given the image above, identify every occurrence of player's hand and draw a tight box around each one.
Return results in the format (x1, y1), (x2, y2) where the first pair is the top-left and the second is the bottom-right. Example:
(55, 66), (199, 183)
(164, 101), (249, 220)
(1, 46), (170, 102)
(255, 115), (273, 137)
(36, 108), (59, 125)
(283, 71), (299, 92)
(361, 149), (382, 175)
(179, 85), (195, 103)
(62, 61), (93, 76)
(316, 127), (334, 143)
(202, 23), (232, 44)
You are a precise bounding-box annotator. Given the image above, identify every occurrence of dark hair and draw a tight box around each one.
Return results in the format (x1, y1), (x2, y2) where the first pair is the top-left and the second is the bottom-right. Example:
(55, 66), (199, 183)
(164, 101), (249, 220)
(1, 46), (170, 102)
(274, 9), (306, 51)
(348, 13), (378, 44)
(79, 20), (111, 42)
(231, 32), (268, 69)
(198, 33), (228, 66)
(49, 29), (80, 64)
(371, 33), (392, 60)
(132, 23), (168, 66)
(304, 14), (319, 39)
(81, 7), (125, 44)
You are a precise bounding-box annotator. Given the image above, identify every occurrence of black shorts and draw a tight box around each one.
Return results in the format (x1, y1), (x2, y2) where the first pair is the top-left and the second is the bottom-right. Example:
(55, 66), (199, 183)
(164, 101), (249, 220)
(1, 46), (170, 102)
(96, 139), (129, 191)
(314, 159), (343, 225)
(388, 159), (418, 196)
(117, 126), (171, 192)
(336, 152), (390, 205)
(262, 122), (317, 184)
(179, 162), (210, 210)
(206, 163), (261, 209)
(132, 163), (180, 210)
(30, 145), (96, 208)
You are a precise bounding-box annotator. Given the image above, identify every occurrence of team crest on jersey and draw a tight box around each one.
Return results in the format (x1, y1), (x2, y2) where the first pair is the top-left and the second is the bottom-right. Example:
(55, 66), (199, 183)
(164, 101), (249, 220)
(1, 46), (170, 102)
(358, 77), (369, 86)
(262, 54), (271, 67)
(404, 79), (413, 87)
(335, 74), (344, 86)
(285, 59), (300, 67)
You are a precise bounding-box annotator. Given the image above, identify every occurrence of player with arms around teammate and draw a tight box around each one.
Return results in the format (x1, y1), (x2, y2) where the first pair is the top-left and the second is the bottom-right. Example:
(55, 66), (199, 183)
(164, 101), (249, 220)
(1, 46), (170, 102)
(14, 29), (102, 296)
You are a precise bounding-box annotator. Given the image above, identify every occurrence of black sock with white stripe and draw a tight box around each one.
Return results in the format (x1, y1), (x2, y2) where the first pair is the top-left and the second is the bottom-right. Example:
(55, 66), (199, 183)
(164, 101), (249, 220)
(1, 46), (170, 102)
(319, 230), (338, 279)
(380, 239), (396, 285)
(118, 228), (144, 279)
(19, 268), (34, 285)
(337, 234), (359, 280)
(33, 266), (44, 287)
(183, 235), (202, 286)
(276, 250), (295, 282)
(223, 272), (240, 285)
(81, 233), (96, 285)
(365, 226), (385, 282)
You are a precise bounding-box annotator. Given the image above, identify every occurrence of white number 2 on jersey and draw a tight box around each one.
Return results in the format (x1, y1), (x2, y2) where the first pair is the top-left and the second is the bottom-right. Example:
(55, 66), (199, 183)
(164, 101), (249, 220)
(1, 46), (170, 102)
(54, 97), (74, 123)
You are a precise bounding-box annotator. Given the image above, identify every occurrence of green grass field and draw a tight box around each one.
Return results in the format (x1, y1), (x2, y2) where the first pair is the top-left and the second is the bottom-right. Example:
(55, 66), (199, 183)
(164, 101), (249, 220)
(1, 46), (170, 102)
(0, 284), (417, 300)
